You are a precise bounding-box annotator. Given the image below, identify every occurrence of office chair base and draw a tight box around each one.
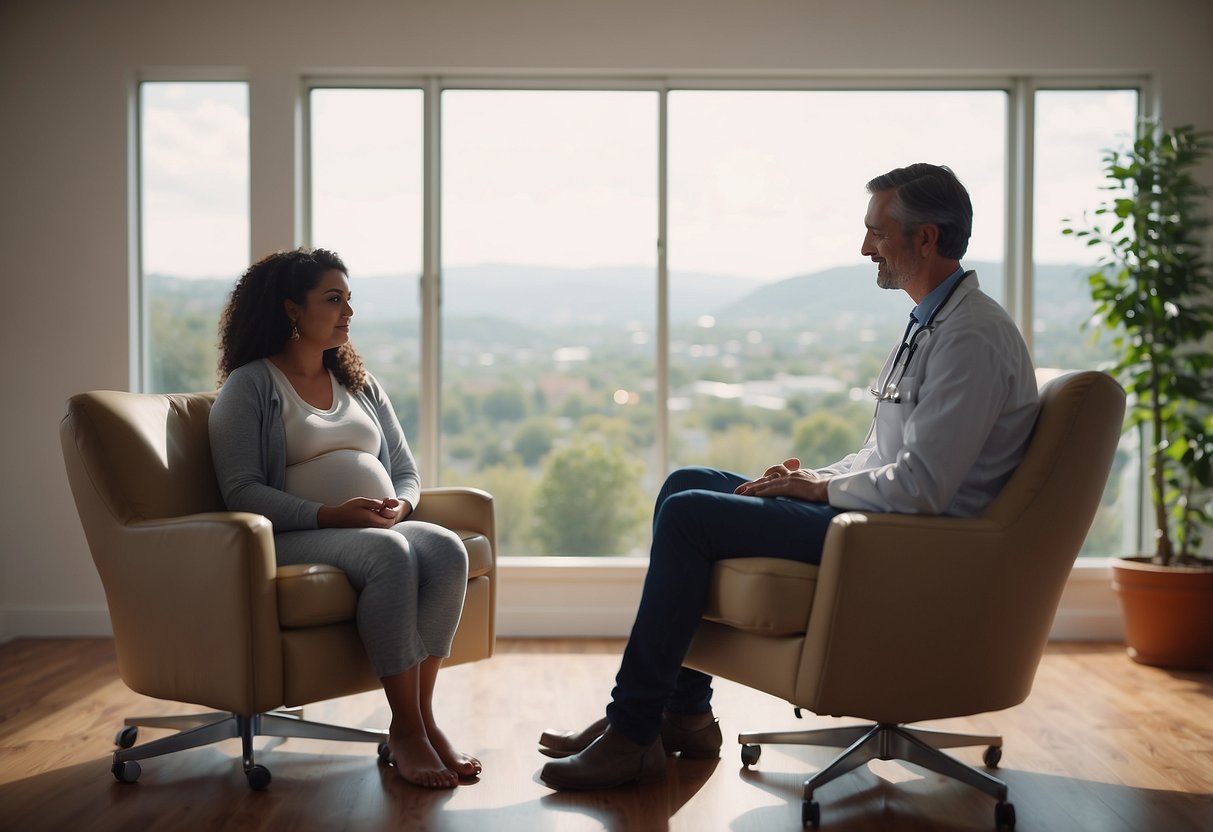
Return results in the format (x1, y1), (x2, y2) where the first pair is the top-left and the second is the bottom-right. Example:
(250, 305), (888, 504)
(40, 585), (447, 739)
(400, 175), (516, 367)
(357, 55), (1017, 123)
(111, 709), (389, 789)
(740, 722), (1015, 829)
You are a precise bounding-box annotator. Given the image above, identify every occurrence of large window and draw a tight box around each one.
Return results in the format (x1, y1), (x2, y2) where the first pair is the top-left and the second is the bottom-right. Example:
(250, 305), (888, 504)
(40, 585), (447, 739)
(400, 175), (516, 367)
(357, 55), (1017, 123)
(441, 91), (659, 555)
(139, 81), (249, 393)
(667, 90), (1007, 475)
(309, 87), (425, 442)
(138, 77), (1145, 560)
(1033, 88), (1140, 555)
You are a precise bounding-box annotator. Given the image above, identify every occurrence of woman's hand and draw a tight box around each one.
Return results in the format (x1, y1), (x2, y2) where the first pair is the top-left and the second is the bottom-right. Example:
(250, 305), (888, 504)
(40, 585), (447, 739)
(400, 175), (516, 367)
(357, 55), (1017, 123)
(317, 497), (412, 529)
(734, 458), (831, 503)
(380, 497), (414, 521)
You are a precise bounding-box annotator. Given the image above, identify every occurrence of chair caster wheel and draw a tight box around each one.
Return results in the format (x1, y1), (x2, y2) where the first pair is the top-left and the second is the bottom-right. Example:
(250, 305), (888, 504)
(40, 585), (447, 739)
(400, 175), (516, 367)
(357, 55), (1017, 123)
(378, 742), (392, 764)
(115, 726), (138, 749)
(245, 764), (272, 790)
(802, 799), (820, 828)
(995, 801), (1016, 829)
(740, 744), (761, 766)
(112, 759), (141, 783)
(983, 745), (1002, 767)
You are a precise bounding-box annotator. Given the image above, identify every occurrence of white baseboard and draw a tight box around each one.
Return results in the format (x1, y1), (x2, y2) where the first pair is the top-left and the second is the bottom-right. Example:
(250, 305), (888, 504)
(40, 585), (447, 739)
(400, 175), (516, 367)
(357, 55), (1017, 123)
(496, 556), (1127, 641)
(1048, 608), (1125, 641)
(1050, 559), (1125, 641)
(497, 556), (644, 637)
(0, 605), (113, 642)
(0, 558), (1126, 643)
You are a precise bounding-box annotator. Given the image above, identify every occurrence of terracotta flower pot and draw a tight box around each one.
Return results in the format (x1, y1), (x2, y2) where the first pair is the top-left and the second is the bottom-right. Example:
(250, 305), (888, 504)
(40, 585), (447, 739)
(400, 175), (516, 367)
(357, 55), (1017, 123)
(1111, 557), (1213, 671)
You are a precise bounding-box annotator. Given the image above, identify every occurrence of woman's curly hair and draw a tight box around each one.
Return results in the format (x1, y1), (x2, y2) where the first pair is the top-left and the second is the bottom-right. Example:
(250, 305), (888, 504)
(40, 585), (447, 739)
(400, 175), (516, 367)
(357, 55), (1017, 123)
(217, 247), (367, 393)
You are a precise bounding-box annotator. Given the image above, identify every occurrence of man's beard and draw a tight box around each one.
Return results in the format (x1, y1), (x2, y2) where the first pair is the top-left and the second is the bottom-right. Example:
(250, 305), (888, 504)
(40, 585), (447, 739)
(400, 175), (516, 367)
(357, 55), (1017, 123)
(876, 253), (921, 291)
(876, 266), (902, 291)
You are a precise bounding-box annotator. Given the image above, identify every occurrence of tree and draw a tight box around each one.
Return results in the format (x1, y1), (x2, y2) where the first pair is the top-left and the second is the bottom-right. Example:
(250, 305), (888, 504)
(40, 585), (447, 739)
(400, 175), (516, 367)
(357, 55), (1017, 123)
(531, 441), (648, 555)
(513, 418), (556, 466)
(482, 385), (529, 421)
(147, 296), (217, 392)
(703, 423), (787, 475)
(1065, 122), (1213, 563)
(457, 463), (537, 554)
(792, 410), (865, 468)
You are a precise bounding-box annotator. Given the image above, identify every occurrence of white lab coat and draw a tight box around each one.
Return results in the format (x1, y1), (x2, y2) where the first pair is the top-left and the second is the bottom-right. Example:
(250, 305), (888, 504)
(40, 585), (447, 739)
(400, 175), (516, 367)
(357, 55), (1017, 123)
(820, 272), (1039, 517)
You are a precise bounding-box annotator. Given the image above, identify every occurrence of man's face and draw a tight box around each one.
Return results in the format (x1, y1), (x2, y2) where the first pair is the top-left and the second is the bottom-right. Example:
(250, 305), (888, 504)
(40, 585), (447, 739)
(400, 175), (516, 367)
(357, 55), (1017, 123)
(861, 189), (922, 291)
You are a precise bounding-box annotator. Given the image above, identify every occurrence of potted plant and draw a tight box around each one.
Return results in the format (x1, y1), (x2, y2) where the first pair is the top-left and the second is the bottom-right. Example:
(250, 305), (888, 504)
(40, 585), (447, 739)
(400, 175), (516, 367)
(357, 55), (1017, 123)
(1065, 120), (1213, 670)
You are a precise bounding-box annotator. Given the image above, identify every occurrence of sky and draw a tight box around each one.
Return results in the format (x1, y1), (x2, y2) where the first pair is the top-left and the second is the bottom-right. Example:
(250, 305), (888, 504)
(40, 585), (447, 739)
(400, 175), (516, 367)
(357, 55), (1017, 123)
(140, 83), (1138, 282)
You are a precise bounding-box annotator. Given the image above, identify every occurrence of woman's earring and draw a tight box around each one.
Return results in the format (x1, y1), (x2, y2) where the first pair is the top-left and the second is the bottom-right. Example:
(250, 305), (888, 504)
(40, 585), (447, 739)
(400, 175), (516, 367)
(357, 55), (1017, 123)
(289, 320), (300, 341)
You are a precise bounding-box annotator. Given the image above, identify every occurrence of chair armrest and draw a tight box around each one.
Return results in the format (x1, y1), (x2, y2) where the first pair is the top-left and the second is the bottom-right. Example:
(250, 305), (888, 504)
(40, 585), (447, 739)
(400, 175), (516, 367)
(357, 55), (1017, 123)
(412, 487), (496, 544)
(101, 511), (284, 714)
(412, 487), (498, 665)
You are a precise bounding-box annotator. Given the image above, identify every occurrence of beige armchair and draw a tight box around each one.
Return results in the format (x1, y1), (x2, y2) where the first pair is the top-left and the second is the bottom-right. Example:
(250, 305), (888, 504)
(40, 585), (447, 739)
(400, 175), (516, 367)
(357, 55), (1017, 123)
(684, 370), (1125, 830)
(60, 390), (496, 789)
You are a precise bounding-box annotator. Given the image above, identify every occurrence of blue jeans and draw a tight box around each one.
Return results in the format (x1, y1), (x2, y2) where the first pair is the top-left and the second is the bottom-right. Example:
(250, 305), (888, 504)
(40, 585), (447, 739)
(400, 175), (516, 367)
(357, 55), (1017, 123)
(606, 466), (844, 744)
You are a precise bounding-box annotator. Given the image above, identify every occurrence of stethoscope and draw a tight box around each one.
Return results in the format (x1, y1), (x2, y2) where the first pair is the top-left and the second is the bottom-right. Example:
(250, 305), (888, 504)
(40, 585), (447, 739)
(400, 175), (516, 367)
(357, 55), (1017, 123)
(869, 271), (970, 405)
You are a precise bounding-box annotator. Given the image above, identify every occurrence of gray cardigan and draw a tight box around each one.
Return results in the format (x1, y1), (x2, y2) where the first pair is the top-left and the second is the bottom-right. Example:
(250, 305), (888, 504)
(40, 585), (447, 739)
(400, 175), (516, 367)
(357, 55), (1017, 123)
(208, 358), (422, 532)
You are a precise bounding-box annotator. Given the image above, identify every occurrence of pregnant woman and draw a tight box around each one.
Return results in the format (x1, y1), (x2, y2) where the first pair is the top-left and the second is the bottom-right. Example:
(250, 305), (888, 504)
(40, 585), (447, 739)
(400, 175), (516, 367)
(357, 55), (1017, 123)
(209, 247), (480, 789)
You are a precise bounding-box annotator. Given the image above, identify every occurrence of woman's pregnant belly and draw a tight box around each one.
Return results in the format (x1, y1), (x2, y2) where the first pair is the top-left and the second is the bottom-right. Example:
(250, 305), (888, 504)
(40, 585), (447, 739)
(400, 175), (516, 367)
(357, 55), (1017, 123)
(285, 449), (396, 505)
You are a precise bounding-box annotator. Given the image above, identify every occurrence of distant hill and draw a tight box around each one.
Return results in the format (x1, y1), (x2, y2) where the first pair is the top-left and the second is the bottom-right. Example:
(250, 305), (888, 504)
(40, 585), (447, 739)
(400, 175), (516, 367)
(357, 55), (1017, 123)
(149, 260), (1098, 332)
(714, 261), (1098, 329)
(437, 264), (756, 326)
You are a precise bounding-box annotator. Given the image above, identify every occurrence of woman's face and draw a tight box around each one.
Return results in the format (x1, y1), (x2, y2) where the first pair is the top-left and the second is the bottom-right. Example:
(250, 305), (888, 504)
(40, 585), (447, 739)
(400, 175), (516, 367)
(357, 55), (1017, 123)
(285, 269), (353, 350)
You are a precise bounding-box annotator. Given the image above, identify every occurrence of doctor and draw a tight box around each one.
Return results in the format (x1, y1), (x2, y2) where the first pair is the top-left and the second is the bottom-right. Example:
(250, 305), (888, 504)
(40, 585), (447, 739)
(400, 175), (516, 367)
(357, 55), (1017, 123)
(538, 162), (1040, 791)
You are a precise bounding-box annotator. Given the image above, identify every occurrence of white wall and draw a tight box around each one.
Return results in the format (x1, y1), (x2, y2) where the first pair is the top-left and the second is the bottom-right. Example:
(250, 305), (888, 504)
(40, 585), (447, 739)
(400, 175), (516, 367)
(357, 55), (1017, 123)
(2, 0), (1211, 641)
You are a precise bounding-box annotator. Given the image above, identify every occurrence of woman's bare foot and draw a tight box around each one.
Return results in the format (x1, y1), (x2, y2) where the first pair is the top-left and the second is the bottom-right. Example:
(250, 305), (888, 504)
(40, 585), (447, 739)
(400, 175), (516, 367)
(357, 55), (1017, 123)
(387, 732), (458, 788)
(425, 721), (482, 779)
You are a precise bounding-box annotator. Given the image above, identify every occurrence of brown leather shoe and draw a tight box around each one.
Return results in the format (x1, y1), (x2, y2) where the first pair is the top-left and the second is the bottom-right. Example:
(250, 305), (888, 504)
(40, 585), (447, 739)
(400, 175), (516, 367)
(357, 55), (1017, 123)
(538, 713), (722, 759)
(538, 716), (609, 758)
(539, 727), (665, 790)
(660, 715), (723, 759)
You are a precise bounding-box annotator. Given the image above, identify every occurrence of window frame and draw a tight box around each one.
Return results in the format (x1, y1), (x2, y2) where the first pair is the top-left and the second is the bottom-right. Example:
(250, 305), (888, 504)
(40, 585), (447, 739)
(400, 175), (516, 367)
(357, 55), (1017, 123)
(135, 70), (1151, 637)
(131, 72), (252, 392)
(299, 71), (1147, 536)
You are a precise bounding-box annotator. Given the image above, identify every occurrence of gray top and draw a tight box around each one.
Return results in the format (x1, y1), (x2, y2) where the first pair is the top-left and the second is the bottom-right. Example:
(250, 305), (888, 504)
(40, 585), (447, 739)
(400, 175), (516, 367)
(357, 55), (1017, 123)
(209, 358), (421, 531)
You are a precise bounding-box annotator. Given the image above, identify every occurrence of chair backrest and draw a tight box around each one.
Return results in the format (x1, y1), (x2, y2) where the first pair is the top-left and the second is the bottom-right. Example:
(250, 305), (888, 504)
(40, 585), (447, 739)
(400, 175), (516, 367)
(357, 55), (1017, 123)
(61, 390), (224, 527)
(960, 370), (1126, 704)
(803, 370), (1125, 723)
(983, 369), (1126, 554)
(62, 390), (291, 714)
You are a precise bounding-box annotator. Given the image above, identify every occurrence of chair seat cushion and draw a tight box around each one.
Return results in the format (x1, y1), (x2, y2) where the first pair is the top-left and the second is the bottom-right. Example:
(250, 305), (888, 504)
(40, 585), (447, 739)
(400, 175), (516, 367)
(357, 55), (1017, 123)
(277, 530), (492, 628)
(702, 557), (819, 636)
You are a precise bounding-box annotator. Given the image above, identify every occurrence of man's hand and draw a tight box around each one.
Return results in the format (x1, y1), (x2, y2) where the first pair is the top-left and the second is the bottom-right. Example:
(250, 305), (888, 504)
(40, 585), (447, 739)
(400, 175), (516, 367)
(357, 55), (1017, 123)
(734, 458), (831, 503)
(317, 497), (412, 529)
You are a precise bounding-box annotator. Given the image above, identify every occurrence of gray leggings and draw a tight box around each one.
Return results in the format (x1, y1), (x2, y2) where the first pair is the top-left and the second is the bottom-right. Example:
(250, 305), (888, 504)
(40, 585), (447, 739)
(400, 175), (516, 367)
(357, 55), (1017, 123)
(275, 521), (469, 678)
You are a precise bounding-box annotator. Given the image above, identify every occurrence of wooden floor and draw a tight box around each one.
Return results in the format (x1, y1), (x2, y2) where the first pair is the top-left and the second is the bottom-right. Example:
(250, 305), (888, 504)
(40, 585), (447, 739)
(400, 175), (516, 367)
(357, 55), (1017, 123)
(0, 639), (1210, 831)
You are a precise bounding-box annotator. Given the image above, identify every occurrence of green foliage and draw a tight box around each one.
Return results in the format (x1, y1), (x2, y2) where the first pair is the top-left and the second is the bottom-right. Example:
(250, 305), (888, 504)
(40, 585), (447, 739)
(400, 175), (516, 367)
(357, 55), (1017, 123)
(455, 463), (537, 554)
(482, 385), (529, 421)
(1064, 121), (1213, 564)
(701, 399), (749, 432)
(513, 418), (556, 466)
(792, 409), (866, 467)
(530, 441), (648, 555)
(702, 423), (787, 475)
(147, 295), (219, 392)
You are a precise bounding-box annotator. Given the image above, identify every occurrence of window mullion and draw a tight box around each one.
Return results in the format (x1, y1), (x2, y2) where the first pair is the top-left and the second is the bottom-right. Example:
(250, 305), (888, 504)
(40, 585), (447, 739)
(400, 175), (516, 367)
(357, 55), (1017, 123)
(421, 78), (442, 486)
(656, 87), (669, 476)
(1007, 77), (1035, 347)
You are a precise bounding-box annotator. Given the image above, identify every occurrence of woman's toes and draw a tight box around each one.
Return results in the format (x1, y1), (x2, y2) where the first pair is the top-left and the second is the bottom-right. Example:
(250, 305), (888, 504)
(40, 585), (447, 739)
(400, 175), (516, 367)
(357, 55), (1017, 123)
(397, 764), (456, 789)
(388, 736), (458, 789)
(426, 725), (482, 778)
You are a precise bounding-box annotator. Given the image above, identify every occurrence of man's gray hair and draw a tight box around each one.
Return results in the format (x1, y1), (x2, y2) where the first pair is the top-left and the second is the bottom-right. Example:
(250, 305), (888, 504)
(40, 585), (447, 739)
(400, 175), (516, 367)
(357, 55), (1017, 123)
(866, 163), (973, 259)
